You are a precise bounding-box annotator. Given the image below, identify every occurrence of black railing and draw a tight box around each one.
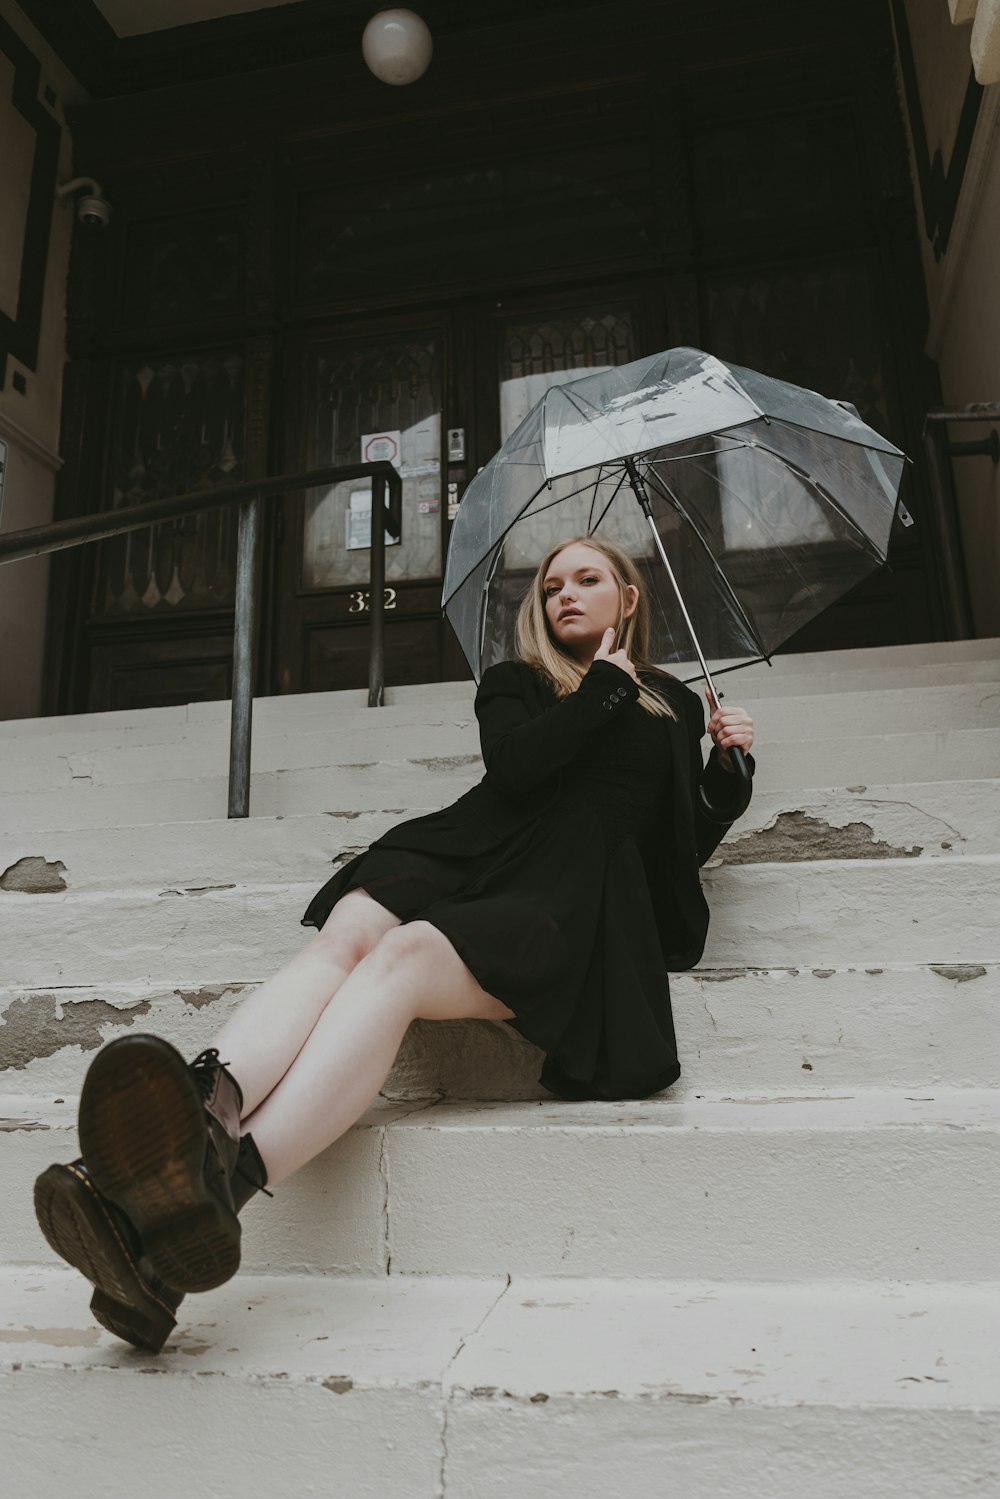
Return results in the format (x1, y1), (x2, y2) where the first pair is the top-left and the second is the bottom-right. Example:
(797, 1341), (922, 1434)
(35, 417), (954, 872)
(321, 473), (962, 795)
(921, 403), (1000, 640)
(0, 463), (403, 818)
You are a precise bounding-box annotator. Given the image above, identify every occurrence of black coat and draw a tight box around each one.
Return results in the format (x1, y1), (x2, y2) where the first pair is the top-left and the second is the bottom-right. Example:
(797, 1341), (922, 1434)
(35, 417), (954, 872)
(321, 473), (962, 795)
(365, 657), (755, 973)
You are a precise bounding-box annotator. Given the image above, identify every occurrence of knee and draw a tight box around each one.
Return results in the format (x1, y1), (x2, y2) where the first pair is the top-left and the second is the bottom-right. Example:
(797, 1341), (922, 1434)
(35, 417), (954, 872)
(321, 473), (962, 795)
(309, 901), (389, 974)
(367, 921), (445, 977)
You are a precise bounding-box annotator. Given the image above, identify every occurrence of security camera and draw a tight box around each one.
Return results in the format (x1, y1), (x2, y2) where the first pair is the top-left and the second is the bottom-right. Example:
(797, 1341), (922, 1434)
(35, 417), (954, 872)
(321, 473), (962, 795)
(76, 194), (112, 229)
(55, 176), (113, 230)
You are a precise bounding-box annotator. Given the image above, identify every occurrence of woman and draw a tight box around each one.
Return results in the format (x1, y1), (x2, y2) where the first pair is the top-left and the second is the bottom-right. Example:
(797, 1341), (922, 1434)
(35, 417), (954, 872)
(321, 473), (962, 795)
(33, 535), (755, 1353)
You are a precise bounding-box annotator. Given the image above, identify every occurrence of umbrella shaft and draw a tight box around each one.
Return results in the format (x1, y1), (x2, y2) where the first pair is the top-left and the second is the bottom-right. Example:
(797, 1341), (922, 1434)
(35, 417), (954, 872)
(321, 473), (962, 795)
(624, 458), (723, 710)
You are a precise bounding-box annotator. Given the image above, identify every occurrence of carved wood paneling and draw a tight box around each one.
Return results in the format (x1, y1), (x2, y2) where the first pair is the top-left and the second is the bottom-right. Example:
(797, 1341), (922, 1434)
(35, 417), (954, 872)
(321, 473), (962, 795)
(92, 350), (245, 617)
(297, 143), (656, 307)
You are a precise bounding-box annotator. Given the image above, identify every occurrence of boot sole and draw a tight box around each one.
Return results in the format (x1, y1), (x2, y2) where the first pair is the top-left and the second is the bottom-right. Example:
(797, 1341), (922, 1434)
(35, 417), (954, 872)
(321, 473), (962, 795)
(34, 1162), (176, 1353)
(79, 1034), (241, 1293)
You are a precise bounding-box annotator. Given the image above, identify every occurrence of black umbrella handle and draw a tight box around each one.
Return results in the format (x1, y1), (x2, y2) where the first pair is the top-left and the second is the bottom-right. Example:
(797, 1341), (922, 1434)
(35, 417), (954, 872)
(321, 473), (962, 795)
(698, 744), (753, 824)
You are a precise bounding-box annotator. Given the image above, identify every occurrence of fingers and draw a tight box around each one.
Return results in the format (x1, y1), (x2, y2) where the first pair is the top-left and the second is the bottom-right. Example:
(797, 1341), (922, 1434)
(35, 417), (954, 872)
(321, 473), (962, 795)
(706, 703), (754, 751)
(594, 627), (616, 659)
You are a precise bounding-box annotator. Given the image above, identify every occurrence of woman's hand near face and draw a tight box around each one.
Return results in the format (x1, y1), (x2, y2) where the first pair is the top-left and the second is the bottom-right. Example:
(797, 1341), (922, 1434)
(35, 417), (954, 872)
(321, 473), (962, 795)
(705, 689), (755, 771)
(593, 626), (638, 682)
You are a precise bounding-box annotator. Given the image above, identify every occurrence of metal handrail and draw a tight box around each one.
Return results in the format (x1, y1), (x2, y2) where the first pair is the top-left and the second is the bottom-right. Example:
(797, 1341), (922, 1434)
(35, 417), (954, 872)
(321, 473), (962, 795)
(0, 462), (403, 817)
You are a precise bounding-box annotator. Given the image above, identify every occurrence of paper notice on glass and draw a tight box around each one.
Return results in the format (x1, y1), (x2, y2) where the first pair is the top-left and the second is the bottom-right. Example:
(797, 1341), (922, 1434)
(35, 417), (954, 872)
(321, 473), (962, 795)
(346, 487), (399, 552)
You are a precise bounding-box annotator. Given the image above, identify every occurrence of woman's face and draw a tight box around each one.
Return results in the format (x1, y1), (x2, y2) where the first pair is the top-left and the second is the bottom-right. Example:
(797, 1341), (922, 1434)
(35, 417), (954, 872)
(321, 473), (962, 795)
(541, 543), (637, 662)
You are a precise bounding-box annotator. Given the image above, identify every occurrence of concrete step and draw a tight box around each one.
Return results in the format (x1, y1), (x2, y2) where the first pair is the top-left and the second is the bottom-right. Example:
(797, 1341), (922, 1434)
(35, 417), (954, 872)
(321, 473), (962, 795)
(2, 780), (996, 905)
(2, 855), (996, 987)
(3, 962), (998, 1098)
(2, 680), (1000, 793)
(2, 1268), (996, 1499)
(3, 725), (999, 836)
(3, 635), (999, 745)
(3, 656), (998, 774)
(5, 1091), (997, 1280)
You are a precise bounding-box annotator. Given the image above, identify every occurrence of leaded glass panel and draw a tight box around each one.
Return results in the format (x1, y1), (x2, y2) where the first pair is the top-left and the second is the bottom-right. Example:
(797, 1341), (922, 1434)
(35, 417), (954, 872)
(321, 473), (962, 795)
(302, 334), (442, 589)
(94, 351), (244, 616)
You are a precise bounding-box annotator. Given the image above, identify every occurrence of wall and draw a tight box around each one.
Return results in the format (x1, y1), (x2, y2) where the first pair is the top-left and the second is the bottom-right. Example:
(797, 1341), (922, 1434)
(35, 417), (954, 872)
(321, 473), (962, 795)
(893, 0), (1000, 636)
(0, 1), (85, 718)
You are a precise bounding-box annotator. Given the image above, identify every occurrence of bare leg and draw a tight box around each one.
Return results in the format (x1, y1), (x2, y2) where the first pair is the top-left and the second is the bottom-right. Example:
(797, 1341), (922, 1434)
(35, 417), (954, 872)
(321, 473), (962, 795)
(209, 890), (402, 1116)
(240, 920), (515, 1186)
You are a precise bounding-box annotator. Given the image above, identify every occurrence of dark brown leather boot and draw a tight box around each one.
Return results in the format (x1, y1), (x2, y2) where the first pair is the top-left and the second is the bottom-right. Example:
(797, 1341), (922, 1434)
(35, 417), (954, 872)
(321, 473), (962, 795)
(78, 1034), (256, 1293)
(34, 1132), (269, 1353)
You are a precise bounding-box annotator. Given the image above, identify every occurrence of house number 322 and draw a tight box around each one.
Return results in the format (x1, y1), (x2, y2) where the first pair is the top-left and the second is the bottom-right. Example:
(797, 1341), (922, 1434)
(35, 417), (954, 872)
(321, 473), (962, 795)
(347, 587), (397, 614)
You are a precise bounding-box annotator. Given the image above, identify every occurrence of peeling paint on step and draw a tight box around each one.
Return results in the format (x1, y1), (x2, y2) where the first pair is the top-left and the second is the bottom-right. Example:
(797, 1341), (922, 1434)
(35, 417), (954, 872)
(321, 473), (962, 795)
(0, 994), (153, 1069)
(322, 1376), (354, 1394)
(0, 1117), (49, 1130)
(930, 964), (988, 983)
(411, 754), (482, 772)
(721, 811), (922, 864)
(692, 966), (800, 982)
(158, 884), (236, 897)
(334, 848), (368, 866)
(1, 856), (68, 893)
(172, 984), (243, 1010)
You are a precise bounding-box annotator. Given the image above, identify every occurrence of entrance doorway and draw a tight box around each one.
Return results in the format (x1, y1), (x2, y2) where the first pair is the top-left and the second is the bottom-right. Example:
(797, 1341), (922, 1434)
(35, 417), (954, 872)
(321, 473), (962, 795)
(276, 280), (661, 691)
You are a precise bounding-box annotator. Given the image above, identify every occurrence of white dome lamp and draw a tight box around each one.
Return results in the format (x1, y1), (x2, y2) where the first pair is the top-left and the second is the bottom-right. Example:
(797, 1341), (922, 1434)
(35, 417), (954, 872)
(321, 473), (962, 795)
(362, 8), (433, 85)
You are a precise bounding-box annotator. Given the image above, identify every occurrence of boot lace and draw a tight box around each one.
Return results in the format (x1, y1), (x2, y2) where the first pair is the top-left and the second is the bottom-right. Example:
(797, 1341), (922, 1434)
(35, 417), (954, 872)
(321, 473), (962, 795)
(190, 1049), (275, 1198)
(189, 1046), (227, 1099)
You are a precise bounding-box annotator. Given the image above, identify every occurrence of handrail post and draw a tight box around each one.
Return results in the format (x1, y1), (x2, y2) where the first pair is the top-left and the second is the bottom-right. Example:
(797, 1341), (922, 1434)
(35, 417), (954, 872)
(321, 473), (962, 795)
(368, 470), (387, 707)
(228, 493), (262, 817)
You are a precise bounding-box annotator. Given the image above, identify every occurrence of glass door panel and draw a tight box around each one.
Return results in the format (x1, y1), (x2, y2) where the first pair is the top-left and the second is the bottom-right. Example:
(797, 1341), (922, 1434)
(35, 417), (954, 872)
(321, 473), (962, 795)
(302, 331), (443, 590)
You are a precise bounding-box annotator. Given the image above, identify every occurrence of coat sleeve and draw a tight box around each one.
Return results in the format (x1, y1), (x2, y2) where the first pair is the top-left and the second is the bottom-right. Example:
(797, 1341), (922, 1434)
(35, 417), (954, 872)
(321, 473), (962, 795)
(476, 659), (640, 794)
(678, 683), (756, 866)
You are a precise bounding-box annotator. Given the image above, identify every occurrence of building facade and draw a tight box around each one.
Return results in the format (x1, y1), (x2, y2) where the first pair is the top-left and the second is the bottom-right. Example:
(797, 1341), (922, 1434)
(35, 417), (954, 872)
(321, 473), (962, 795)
(1, 0), (998, 717)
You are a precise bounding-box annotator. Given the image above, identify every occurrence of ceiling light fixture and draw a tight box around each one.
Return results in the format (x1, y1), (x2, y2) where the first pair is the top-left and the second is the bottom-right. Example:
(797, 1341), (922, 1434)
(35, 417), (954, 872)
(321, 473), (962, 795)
(362, 8), (433, 85)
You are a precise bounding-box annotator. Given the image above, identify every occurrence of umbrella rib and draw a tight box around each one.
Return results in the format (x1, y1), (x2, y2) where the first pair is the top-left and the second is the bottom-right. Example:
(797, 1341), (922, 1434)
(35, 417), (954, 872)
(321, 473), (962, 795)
(588, 466), (629, 535)
(679, 655), (769, 685)
(748, 441), (889, 562)
(640, 462), (772, 662)
(441, 479), (548, 605)
(443, 474), (609, 606)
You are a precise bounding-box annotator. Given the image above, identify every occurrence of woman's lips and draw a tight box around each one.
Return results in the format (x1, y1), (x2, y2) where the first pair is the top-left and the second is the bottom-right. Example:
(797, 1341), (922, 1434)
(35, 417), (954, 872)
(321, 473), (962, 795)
(558, 609), (583, 621)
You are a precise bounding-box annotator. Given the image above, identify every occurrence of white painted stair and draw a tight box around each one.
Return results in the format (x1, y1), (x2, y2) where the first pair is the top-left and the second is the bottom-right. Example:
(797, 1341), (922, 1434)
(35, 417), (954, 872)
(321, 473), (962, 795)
(1, 638), (999, 1497)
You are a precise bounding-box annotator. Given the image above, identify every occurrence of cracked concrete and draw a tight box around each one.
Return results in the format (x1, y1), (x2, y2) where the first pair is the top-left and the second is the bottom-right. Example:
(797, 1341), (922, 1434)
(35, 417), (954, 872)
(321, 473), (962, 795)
(929, 965), (988, 982)
(722, 811), (923, 863)
(379, 1128), (391, 1275)
(158, 883), (236, 897)
(0, 994), (153, 1069)
(0, 856), (68, 893)
(440, 1276), (512, 1496)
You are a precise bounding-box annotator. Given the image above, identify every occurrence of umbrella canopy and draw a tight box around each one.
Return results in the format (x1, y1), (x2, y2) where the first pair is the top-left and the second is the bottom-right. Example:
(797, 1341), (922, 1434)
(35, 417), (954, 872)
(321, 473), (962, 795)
(442, 347), (908, 680)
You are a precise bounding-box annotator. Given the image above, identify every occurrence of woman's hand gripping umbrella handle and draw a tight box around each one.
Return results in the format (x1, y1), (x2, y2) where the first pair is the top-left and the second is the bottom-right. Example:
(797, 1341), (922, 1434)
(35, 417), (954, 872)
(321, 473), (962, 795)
(701, 685), (754, 825)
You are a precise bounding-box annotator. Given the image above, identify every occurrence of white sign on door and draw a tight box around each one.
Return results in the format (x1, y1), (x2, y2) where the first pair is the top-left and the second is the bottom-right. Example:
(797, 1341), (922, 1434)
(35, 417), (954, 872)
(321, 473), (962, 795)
(361, 430), (402, 466)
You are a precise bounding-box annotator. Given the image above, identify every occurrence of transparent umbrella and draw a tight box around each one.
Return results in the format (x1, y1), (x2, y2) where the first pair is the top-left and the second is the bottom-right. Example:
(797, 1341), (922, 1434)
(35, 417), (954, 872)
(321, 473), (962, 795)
(442, 346), (910, 820)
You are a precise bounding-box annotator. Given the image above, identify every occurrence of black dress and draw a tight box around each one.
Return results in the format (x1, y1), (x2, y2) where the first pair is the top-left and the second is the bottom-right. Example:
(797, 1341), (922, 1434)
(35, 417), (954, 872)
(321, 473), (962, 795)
(301, 657), (755, 1102)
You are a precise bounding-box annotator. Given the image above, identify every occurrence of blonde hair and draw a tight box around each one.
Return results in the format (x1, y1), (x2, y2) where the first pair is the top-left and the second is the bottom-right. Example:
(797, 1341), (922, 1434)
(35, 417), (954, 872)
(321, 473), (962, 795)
(515, 535), (678, 720)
